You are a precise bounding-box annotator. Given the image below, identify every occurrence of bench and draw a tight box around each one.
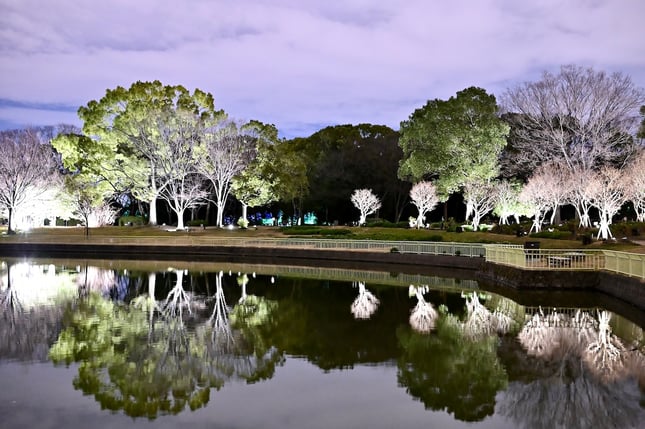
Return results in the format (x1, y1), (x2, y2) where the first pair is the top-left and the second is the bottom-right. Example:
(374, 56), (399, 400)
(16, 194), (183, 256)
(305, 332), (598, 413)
(548, 256), (571, 268)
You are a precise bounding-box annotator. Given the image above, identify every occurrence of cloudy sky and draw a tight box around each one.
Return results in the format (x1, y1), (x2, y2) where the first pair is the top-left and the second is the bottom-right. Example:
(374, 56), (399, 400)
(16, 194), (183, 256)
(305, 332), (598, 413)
(1, 0), (644, 138)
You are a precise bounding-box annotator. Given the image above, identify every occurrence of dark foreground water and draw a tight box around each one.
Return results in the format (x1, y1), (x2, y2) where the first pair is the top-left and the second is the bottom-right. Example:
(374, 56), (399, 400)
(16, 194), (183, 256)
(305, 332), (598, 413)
(1, 258), (643, 429)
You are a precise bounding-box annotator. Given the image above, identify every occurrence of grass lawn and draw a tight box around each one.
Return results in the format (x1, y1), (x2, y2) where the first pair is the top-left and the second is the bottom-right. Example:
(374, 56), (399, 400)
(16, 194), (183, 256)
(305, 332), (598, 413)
(1, 224), (644, 253)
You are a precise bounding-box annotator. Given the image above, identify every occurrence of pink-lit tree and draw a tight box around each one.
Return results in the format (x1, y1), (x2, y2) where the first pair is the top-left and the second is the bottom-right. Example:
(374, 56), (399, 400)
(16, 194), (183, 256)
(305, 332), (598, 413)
(564, 167), (596, 228)
(351, 188), (381, 226)
(409, 181), (439, 229)
(519, 175), (551, 234)
(623, 150), (645, 221)
(537, 161), (569, 225)
(587, 167), (626, 240)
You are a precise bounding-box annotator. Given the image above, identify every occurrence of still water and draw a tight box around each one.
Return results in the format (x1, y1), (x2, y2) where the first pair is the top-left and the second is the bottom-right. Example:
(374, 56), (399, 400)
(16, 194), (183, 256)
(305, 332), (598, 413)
(1, 258), (643, 429)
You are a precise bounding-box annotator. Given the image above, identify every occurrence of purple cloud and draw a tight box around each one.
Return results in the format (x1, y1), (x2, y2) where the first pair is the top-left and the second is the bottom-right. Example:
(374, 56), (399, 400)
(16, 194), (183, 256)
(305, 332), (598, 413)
(1, 0), (644, 137)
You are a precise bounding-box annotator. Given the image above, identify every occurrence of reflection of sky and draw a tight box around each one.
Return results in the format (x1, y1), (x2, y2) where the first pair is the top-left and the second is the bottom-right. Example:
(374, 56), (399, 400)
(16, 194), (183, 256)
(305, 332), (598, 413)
(0, 359), (515, 429)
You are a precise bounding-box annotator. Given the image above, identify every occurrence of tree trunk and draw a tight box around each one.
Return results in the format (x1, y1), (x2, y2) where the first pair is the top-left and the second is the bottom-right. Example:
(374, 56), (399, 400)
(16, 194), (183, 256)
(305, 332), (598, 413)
(176, 209), (185, 230)
(7, 207), (14, 234)
(241, 203), (248, 223)
(149, 197), (158, 225)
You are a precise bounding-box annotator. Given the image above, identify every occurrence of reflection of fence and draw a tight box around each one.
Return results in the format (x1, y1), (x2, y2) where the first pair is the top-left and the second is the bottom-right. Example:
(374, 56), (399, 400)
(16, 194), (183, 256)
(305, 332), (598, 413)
(268, 265), (479, 291)
(484, 246), (645, 280)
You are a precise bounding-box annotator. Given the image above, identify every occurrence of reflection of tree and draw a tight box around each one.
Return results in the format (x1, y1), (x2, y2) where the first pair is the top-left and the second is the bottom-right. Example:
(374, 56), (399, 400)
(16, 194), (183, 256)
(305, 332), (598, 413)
(462, 291), (520, 340)
(408, 285), (437, 333)
(50, 292), (219, 419)
(397, 312), (508, 422)
(49, 269), (281, 419)
(350, 281), (379, 320)
(498, 309), (645, 429)
(196, 271), (283, 384)
(583, 311), (626, 381)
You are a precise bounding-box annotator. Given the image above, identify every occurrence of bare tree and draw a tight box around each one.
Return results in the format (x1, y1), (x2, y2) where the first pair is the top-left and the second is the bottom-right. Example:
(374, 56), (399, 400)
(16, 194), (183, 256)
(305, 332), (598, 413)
(463, 180), (498, 231)
(197, 121), (256, 227)
(350, 188), (381, 226)
(0, 129), (59, 233)
(587, 167), (626, 240)
(519, 175), (551, 234)
(501, 65), (645, 174)
(623, 149), (645, 221)
(535, 161), (569, 225)
(564, 167), (596, 228)
(409, 181), (439, 228)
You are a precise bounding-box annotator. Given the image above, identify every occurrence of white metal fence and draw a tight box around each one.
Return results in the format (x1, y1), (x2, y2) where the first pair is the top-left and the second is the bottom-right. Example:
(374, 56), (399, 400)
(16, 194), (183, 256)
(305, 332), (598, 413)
(484, 245), (645, 279)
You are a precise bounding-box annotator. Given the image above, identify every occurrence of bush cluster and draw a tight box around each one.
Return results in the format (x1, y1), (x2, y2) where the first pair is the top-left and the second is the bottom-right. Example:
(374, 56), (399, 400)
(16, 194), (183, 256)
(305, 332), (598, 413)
(117, 216), (146, 226)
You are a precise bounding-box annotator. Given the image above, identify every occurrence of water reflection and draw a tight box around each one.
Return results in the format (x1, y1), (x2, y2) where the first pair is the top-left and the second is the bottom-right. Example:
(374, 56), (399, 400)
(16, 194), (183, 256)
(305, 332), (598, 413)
(0, 259), (643, 428)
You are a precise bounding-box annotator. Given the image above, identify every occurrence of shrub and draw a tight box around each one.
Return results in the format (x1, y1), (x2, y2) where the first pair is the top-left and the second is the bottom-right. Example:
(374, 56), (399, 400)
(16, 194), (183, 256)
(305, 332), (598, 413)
(530, 230), (572, 239)
(186, 219), (207, 227)
(118, 216), (146, 226)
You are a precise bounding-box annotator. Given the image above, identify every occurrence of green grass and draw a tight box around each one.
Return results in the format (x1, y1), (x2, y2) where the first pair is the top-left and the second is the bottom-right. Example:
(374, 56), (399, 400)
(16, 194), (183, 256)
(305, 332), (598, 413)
(1, 224), (643, 253)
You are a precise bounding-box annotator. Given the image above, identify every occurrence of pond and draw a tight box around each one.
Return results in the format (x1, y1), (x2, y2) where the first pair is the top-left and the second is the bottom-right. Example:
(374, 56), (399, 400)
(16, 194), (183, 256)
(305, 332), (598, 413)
(1, 258), (643, 429)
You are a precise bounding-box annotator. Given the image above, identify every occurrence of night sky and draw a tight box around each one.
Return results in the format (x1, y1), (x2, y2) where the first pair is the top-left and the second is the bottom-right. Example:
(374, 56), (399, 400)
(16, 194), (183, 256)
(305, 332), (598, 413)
(1, 0), (644, 137)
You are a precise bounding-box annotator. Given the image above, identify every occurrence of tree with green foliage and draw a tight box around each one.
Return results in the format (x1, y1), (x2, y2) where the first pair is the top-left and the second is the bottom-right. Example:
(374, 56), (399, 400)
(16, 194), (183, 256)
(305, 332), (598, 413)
(230, 122), (280, 226)
(398, 87), (509, 220)
(54, 80), (224, 226)
(295, 124), (408, 224)
(263, 138), (309, 224)
(397, 311), (508, 422)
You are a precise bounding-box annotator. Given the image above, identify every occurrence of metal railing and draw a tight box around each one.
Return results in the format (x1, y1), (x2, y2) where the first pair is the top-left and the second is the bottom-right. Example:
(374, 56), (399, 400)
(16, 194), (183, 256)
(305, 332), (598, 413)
(3, 234), (644, 279)
(484, 245), (645, 279)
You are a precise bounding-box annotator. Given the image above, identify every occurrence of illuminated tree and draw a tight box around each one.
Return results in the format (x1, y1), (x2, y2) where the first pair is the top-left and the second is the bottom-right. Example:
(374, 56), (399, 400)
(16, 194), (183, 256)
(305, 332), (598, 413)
(149, 110), (208, 229)
(587, 167), (626, 239)
(196, 121), (257, 227)
(493, 180), (523, 225)
(409, 181), (439, 228)
(55, 81), (224, 225)
(230, 123), (279, 225)
(398, 87), (509, 201)
(0, 129), (59, 233)
(564, 167), (596, 228)
(463, 180), (498, 231)
(350, 188), (381, 225)
(520, 169), (554, 233)
(623, 149), (645, 221)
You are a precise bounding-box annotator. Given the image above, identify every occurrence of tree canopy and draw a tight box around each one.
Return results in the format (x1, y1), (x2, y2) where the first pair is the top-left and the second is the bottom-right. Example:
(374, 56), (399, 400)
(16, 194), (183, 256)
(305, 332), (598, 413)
(398, 87), (509, 200)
